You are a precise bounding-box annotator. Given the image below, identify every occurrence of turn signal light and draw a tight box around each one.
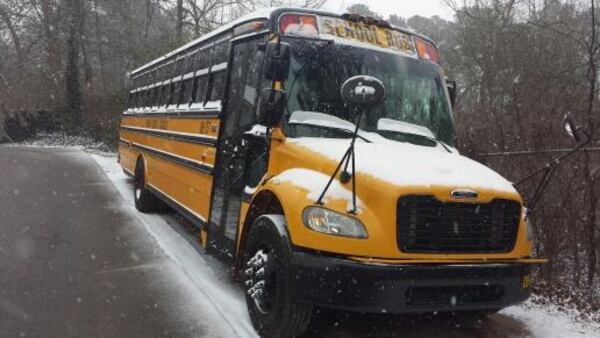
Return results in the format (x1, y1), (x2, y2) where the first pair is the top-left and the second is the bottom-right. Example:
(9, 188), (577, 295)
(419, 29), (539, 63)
(279, 14), (319, 38)
(415, 37), (440, 64)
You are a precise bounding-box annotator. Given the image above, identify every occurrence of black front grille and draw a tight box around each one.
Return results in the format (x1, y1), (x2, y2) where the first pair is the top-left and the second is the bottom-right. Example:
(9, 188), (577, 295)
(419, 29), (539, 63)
(397, 196), (521, 253)
(406, 285), (505, 306)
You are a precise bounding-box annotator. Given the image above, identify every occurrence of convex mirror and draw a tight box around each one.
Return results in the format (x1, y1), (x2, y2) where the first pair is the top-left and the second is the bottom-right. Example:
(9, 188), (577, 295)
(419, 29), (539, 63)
(340, 75), (387, 107)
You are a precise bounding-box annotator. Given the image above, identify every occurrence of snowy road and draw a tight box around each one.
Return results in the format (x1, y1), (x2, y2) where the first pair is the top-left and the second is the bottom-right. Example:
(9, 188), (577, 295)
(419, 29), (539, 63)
(1, 146), (599, 337)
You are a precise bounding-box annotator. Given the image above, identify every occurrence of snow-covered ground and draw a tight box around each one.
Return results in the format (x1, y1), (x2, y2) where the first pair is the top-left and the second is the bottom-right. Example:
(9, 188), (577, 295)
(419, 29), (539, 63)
(2, 132), (114, 154)
(91, 153), (259, 338)
(90, 152), (600, 338)
(501, 296), (600, 338)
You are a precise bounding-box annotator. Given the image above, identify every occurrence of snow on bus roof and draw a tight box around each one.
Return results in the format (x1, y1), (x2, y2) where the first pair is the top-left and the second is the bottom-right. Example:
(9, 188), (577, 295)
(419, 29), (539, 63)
(130, 7), (437, 76)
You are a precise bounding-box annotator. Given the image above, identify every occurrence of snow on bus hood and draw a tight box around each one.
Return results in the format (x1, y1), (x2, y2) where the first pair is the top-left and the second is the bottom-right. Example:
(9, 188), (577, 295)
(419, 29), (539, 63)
(288, 137), (517, 194)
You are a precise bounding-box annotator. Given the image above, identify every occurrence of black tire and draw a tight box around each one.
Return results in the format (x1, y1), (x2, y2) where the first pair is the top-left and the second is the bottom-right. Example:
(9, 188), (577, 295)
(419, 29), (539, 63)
(133, 158), (160, 213)
(242, 215), (313, 338)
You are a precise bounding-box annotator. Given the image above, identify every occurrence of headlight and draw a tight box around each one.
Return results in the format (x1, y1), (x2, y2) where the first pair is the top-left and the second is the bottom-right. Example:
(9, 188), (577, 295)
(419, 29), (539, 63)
(524, 208), (535, 241)
(302, 207), (368, 239)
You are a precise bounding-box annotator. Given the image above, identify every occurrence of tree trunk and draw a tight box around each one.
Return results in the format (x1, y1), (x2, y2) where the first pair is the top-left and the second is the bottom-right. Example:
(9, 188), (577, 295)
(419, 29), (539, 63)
(39, 0), (62, 108)
(584, 0), (599, 288)
(176, 0), (184, 44)
(64, 0), (83, 131)
(584, 151), (598, 287)
(0, 5), (24, 61)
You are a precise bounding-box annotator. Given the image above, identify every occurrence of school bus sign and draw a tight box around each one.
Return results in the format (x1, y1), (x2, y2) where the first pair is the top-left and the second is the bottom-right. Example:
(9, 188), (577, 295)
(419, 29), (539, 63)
(318, 16), (417, 56)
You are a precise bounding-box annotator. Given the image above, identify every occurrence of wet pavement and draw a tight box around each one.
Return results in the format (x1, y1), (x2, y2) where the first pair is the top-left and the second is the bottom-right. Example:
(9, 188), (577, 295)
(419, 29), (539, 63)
(0, 147), (228, 337)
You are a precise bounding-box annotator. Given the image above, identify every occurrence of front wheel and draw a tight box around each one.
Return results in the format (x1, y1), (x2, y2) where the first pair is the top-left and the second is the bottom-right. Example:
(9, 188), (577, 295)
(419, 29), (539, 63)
(242, 215), (313, 338)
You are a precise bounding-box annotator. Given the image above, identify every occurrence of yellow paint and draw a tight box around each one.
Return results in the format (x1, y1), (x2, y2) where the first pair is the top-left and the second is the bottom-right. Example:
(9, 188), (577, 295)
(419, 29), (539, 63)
(120, 105), (541, 267)
(200, 229), (208, 250)
(120, 130), (216, 167)
(240, 127), (540, 263)
(122, 115), (220, 139)
(119, 115), (216, 223)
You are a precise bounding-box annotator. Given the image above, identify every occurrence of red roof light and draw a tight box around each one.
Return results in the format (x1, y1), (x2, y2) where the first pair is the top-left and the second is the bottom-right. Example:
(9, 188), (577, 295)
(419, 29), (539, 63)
(279, 14), (319, 38)
(415, 37), (440, 64)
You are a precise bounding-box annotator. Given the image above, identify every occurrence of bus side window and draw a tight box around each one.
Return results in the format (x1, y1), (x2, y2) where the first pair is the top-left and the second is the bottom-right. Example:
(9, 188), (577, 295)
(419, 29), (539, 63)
(153, 87), (161, 107)
(193, 75), (208, 105)
(169, 83), (176, 106)
(213, 40), (229, 64)
(208, 71), (226, 102)
(148, 88), (154, 107)
(146, 89), (153, 108)
(179, 80), (187, 106)
(242, 41), (264, 128)
(161, 85), (169, 107)
(183, 78), (194, 105)
(158, 87), (164, 107)
(191, 77), (199, 104)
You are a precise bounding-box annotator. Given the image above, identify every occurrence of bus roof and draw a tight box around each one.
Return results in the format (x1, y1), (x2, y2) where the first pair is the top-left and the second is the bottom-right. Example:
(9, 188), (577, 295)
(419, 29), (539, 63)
(130, 7), (437, 77)
(130, 8), (275, 75)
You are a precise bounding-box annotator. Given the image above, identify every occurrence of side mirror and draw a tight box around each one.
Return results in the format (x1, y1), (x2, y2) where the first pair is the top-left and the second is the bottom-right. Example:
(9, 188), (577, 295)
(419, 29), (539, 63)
(257, 88), (287, 128)
(264, 41), (291, 81)
(446, 79), (457, 107)
(340, 75), (387, 107)
(563, 112), (583, 143)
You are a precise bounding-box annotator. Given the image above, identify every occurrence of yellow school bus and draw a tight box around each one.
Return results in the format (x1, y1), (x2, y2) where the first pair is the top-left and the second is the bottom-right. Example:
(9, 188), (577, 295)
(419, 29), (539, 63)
(119, 7), (544, 337)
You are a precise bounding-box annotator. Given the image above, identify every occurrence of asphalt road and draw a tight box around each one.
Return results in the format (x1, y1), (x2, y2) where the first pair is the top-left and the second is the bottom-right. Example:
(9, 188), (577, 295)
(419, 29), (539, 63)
(0, 146), (538, 338)
(0, 147), (236, 338)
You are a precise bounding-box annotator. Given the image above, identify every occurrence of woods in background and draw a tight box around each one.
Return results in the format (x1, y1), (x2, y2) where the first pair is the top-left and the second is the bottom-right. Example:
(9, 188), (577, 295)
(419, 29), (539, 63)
(394, 0), (599, 309)
(0, 0), (325, 139)
(0, 0), (598, 311)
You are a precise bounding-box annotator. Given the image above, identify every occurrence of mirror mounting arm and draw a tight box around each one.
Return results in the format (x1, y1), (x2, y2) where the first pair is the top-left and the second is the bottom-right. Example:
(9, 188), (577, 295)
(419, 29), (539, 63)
(315, 75), (387, 214)
(315, 108), (364, 215)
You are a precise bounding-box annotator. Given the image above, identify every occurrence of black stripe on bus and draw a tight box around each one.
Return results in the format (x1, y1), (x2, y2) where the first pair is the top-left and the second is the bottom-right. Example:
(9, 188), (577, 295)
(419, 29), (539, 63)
(120, 139), (214, 175)
(121, 126), (217, 146)
(122, 110), (220, 119)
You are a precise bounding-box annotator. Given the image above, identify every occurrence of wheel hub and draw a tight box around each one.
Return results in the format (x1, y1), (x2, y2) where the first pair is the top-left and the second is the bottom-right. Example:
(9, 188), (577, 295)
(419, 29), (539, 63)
(245, 249), (272, 314)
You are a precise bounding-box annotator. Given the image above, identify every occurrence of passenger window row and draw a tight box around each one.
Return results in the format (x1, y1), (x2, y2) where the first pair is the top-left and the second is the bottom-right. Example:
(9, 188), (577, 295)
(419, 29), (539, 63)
(127, 38), (230, 111)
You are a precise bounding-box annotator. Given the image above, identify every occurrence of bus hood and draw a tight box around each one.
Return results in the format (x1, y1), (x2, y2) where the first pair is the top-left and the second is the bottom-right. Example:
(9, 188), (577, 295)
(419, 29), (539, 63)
(287, 137), (517, 195)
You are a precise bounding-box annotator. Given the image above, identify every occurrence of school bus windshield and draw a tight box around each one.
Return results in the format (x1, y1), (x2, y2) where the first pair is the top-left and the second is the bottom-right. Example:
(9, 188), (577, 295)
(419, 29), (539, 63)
(283, 39), (456, 146)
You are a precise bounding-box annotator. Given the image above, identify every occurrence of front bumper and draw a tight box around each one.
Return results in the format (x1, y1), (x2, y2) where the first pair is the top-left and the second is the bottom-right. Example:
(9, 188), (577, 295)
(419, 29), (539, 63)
(291, 251), (531, 313)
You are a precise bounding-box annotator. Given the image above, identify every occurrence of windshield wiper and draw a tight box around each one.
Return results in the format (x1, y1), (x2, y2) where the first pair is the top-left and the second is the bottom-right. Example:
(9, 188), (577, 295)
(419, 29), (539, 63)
(290, 121), (372, 143)
(378, 129), (452, 153)
(433, 136), (453, 153)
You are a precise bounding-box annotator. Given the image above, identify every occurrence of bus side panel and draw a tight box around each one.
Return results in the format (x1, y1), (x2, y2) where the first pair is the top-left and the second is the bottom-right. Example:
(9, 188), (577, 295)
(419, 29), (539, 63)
(120, 114), (220, 224)
(118, 142), (138, 175)
(122, 115), (220, 140)
(119, 129), (217, 167)
(145, 154), (212, 222)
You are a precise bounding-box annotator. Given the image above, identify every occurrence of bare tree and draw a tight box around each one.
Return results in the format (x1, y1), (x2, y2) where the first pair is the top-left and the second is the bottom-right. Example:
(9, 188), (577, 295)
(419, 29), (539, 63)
(64, 0), (83, 129)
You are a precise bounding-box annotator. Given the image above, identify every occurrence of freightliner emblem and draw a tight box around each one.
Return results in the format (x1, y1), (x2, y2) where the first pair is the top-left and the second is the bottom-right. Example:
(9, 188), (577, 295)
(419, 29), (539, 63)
(451, 189), (479, 199)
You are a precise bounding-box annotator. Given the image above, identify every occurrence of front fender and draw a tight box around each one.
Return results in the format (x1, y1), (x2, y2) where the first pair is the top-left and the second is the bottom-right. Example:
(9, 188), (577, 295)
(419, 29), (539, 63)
(251, 173), (387, 258)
